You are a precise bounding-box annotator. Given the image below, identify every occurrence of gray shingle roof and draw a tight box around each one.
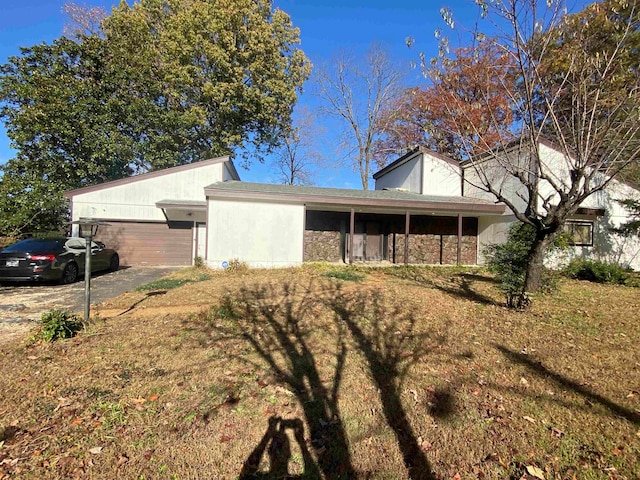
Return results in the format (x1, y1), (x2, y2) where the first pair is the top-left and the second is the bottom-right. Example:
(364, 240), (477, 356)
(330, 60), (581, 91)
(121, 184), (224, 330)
(204, 181), (504, 213)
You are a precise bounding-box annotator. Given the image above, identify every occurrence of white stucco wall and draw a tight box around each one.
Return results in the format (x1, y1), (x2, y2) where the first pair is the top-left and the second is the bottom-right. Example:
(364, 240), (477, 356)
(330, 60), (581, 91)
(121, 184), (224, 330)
(422, 152), (461, 196)
(374, 155), (422, 192)
(206, 199), (305, 268)
(463, 151), (531, 213)
(548, 179), (640, 270)
(71, 162), (227, 222)
(476, 214), (517, 265)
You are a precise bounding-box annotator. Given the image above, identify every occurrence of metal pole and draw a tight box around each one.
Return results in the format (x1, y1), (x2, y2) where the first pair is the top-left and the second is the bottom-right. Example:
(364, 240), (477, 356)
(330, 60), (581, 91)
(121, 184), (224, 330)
(404, 211), (410, 265)
(84, 235), (92, 322)
(349, 208), (355, 265)
(457, 213), (463, 266)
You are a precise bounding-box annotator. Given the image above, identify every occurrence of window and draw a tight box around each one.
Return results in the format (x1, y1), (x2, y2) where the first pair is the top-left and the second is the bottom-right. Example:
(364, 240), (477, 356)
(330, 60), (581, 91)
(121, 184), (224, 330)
(563, 221), (593, 246)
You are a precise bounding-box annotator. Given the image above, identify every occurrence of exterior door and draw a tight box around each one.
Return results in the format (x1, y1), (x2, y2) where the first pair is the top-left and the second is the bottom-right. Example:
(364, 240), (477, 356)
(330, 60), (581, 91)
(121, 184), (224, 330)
(196, 223), (206, 260)
(365, 222), (383, 261)
(347, 221), (383, 261)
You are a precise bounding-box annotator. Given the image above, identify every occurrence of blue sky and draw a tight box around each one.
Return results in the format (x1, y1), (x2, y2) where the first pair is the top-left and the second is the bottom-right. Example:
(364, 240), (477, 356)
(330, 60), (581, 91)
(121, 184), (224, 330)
(0, 0), (585, 188)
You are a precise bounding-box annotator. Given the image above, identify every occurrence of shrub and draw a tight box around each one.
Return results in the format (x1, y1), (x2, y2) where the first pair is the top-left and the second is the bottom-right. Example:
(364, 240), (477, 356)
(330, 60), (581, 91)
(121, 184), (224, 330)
(226, 258), (249, 273)
(36, 309), (84, 342)
(563, 259), (630, 284)
(193, 256), (205, 268)
(484, 223), (537, 309)
(322, 269), (365, 282)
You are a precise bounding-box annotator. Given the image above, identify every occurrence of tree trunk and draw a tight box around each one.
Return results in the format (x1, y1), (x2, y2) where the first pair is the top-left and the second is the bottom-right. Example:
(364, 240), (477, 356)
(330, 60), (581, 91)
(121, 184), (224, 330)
(523, 234), (552, 294)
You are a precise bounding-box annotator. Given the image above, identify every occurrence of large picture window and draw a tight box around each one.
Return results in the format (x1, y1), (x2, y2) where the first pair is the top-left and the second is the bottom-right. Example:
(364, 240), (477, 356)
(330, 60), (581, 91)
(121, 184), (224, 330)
(563, 221), (593, 246)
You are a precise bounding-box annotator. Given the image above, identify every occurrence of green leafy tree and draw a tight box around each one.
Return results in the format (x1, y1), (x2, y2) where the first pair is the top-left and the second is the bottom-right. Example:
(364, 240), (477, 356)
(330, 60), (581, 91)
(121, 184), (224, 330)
(615, 199), (640, 236)
(0, 0), (310, 236)
(0, 37), (137, 236)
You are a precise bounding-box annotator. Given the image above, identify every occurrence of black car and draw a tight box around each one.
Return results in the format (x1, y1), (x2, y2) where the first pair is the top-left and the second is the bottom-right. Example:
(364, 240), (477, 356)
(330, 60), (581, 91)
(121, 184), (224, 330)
(0, 237), (119, 284)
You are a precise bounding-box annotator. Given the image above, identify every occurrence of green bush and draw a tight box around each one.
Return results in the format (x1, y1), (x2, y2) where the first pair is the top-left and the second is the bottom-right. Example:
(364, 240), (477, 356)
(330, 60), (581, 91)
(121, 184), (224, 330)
(563, 259), (630, 284)
(193, 256), (205, 268)
(36, 309), (84, 342)
(484, 223), (537, 309)
(322, 269), (365, 282)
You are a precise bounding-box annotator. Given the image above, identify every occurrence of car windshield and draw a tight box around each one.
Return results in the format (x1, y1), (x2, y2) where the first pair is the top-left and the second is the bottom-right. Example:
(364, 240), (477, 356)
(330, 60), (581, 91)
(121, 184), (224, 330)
(2, 239), (64, 253)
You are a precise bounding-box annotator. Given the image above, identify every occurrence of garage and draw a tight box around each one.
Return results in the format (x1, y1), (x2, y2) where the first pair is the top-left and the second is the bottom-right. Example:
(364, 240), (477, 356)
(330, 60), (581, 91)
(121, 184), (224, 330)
(95, 221), (193, 266)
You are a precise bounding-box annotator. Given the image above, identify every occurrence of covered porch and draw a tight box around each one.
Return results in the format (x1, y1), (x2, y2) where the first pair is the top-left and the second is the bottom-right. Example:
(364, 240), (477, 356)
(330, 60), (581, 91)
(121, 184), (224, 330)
(304, 208), (482, 266)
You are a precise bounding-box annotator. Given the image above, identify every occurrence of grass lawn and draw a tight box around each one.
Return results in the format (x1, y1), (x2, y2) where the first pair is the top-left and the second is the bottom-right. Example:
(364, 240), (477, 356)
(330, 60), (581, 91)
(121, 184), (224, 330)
(0, 265), (638, 479)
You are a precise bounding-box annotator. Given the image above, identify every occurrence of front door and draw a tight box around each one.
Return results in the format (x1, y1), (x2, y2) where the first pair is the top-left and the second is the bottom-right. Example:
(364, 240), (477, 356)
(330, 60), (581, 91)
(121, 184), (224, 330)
(347, 221), (383, 262)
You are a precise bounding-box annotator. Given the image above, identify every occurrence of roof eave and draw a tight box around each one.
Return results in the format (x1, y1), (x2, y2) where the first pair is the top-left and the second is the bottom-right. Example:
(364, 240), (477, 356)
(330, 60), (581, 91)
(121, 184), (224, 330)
(204, 187), (506, 214)
(64, 156), (232, 198)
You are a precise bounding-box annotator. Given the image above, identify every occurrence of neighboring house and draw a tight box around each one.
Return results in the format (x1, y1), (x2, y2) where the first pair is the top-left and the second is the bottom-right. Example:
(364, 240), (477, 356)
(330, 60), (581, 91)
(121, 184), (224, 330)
(65, 139), (640, 269)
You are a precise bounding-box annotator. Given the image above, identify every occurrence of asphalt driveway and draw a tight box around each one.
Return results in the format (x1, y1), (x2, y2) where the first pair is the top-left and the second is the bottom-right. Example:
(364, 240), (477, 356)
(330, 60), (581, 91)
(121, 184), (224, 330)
(0, 266), (177, 332)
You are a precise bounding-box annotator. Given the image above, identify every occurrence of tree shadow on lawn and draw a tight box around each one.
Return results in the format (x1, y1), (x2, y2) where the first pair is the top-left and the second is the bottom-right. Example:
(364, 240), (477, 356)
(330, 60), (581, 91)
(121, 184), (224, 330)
(495, 344), (640, 425)
(386, 268), (498, 306)
(217, 280), (445, 480)
(328, 287), (442, 480)
(217, 281), (354, 479)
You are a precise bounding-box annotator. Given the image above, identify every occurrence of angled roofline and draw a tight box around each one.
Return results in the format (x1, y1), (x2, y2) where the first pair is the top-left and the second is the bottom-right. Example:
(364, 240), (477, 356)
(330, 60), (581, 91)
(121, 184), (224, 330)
(205, 182), (506, 215)
(372, 147), (420, 180)
(373, 146), (460, 180)
(460, 135), (572, 168)
(64, 156), (239, 198)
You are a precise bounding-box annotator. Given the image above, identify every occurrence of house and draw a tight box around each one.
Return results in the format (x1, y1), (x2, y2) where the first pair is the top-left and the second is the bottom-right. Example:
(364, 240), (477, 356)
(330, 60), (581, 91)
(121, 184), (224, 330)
(64, 140), (640, 270)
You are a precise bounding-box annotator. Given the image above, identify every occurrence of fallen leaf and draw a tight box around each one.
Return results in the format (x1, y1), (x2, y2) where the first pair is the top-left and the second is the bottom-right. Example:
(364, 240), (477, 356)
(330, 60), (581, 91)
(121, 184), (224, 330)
(148, 394), (159, 402)
(88, 446), (103, 455)
(523, 416), (536, 423)
(525, 465), (545, 479)
(54, 397), (72, 412)
(611, 448), (622, 456)
(452, 474), (462, 480)
(131, 397), (146, 405)
(143, 449), (155, 461)
(220, 435), (233, 443)
(70, 418), (83, 427)
(409, 389), (418, 403)
(117, 455), (129, 467)
(550, 427), (564, 438)
(520, 377), (530, 387)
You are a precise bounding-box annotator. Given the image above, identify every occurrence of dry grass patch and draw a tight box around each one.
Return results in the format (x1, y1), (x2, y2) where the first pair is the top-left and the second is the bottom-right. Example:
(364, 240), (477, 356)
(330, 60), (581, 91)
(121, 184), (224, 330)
(0, 266), (638, 479)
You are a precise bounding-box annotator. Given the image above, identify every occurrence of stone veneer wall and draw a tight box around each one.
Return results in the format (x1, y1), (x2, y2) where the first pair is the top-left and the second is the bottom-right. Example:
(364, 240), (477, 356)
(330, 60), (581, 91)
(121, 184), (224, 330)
(304, 230), (342, 262)
(392, 234), (477, 265)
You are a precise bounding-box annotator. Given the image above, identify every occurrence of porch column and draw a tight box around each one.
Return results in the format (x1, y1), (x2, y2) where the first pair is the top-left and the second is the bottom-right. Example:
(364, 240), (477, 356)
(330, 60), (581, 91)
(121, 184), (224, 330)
(404, 211), (410, 265)
(457, 213), (463, 265)
(349, 208), (355, 265)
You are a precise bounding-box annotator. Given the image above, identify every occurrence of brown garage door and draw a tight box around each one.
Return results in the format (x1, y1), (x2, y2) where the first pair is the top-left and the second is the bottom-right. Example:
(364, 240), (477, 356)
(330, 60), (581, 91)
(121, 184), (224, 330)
(95, 221), (193, 266)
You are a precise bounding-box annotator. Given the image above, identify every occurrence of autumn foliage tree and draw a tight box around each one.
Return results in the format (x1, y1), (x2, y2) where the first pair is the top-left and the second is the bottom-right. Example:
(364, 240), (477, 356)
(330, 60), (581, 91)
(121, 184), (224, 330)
(432, 0), (640, 306)
(375, 43), (516, 165)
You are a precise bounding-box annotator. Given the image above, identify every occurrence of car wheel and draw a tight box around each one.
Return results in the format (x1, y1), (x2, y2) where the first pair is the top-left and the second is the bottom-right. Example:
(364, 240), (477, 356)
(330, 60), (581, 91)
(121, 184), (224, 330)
(109, 254), (120, 272)
(62, 262), (79, 284)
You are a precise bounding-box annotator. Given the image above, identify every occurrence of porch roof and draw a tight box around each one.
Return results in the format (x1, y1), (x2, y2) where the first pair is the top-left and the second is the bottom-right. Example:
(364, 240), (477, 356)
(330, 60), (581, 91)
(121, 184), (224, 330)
(156, 199), (207, 211)
(205, 181), (505, 215)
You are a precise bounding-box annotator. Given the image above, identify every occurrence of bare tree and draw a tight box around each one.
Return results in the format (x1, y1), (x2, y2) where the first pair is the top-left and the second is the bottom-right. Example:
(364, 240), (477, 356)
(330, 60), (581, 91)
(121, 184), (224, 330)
(431, 0), (640, 300)
(272, 107), (321, 185)
(315, 44), (404, 189)
(62, 2), (107, 38)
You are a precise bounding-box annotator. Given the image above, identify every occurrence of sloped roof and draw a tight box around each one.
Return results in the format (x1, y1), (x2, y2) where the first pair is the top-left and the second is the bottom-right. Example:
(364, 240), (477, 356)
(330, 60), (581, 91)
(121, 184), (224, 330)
(64, 156), (239, 198)
(205, 181), (505, 214)
(372, 147), (460, 180)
